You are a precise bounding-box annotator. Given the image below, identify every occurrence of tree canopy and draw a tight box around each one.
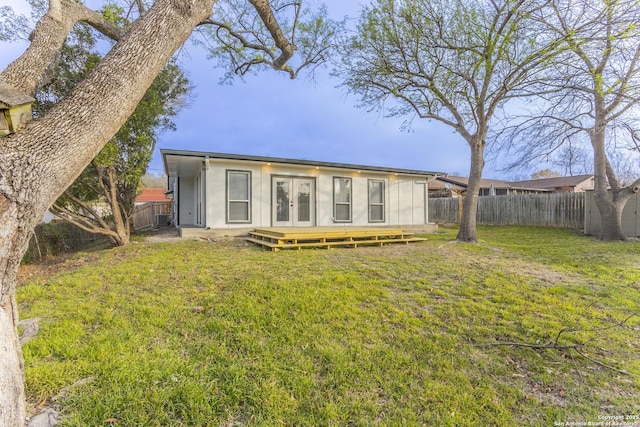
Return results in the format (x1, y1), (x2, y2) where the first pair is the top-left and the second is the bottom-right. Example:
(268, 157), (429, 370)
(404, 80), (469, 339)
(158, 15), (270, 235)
(339, 0), (562, 242)
(496, 0), (640, 239)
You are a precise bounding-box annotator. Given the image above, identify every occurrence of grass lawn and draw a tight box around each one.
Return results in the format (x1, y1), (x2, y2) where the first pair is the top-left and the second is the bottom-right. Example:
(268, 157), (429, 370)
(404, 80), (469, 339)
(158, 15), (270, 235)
(17, 226), (640, 426)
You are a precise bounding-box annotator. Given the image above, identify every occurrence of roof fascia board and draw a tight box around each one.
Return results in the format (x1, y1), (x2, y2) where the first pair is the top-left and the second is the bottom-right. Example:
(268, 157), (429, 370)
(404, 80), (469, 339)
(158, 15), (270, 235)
(161, 148), (444, 177)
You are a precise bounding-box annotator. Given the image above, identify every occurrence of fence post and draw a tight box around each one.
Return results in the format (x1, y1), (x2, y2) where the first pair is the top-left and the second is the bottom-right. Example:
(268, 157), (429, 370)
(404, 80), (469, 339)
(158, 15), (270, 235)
(32, 232), (42, 260)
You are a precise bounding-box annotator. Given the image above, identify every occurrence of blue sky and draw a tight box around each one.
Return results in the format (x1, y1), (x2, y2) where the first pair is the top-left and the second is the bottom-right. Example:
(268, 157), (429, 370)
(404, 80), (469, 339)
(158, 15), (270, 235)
(1, 0), (502, 179)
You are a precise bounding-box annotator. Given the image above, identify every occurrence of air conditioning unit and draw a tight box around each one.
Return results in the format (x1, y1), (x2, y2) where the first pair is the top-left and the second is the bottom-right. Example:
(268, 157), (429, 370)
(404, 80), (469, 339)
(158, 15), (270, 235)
(156, 214), (171, 226)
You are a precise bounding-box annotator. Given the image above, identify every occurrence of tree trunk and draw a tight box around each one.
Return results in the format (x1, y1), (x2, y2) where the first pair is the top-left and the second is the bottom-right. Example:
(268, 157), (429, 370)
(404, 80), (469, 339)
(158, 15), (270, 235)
(106, 168), (130, 246)
(0, 1), (215, 424)
(590, 100), (629, 241)
(112, 221), (130, 246)
(0, 200), (33, 426)
(595, 189), (635, 241)
(457, 139), (485, 243)
(0, 296), (25, 426)
(602, 196), (627, 241)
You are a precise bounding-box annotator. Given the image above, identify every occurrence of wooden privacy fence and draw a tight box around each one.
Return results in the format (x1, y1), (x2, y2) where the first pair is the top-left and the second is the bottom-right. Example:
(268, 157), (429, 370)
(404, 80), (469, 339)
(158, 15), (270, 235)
(429, 192), (585, 229)
(24, 222), (106, 263)
(132, 202), (172, 230)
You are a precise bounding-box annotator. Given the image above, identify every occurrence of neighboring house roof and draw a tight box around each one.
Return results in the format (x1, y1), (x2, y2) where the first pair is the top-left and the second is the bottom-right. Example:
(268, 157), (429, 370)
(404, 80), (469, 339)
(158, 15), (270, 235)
(161, 149), (445, 177)
(439, 175), (513, 189)
(0, 81), (35, 109)
(428, 178), (466, 191)
(510, 175), (594, 190)
(436, 174), (594, 193)
(135, 188), (171, 203)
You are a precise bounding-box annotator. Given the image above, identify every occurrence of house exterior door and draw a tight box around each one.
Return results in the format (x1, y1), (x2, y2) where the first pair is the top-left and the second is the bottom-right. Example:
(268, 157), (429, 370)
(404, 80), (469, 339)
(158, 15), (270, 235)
(272, 177), (315, 227)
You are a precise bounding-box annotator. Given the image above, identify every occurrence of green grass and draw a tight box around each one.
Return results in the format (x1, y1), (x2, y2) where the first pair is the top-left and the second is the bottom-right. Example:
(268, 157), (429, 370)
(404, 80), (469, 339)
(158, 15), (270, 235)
(17, 226), (640, 426)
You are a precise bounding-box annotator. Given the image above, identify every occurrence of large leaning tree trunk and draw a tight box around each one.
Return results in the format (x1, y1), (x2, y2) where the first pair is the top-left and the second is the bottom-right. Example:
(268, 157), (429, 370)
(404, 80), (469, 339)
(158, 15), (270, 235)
(0, 1), (215, 424)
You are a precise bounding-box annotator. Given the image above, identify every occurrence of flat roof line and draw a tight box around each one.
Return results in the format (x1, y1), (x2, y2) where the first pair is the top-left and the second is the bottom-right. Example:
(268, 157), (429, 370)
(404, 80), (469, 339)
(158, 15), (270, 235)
(161, 148), (444, 177)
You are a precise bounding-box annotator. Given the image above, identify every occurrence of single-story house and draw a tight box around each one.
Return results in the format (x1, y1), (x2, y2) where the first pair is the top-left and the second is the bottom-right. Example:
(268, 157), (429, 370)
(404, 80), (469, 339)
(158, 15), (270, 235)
(433, 176), (538, 196)
(432, 174), (594, 197)
(510, 175), (594, 193)
(161, 149), (443, 236)
(428, 177), (467, 198)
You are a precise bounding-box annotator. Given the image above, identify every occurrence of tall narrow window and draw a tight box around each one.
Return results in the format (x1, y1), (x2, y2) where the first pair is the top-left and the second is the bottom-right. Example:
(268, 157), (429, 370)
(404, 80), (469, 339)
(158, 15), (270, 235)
(369, 179), (385, 222)
(227, 170), (251, 223)
(333, 177), (352, 222)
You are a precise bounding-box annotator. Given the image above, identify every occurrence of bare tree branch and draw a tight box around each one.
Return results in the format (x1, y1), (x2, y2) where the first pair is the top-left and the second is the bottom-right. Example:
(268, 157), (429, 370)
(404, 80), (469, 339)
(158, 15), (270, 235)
(476, 306), (640, 376)
(573, 348), (631, 376)
(1, 0), (124, 94)
(248, 0), (296, 77)
(56, 190), (112, 231)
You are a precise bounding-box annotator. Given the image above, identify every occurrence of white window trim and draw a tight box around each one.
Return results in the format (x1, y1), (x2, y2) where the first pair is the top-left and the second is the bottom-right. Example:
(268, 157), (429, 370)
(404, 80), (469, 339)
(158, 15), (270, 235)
(368, 179), (385, 223)
(226, 170), (251, 224)
(333, 177), (352, 223)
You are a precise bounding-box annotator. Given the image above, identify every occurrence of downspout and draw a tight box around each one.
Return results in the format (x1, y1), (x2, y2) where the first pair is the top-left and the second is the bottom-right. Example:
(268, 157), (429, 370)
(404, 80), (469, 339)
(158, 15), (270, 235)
(204, 156), (209, 229)
(177, 177), (180, 226)
(397, 176), (401, 226)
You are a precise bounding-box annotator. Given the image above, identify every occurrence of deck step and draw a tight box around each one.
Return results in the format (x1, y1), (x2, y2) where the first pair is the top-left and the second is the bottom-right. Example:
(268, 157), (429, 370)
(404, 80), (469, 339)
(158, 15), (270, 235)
(246, 229), (426, 251)
(246, 237), (427, 251)
(249, 231), (414, 243)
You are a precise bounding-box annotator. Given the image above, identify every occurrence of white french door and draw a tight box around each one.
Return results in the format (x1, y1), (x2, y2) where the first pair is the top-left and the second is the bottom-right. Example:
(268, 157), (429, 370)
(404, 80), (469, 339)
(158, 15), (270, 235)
(272, 177), (315, 227)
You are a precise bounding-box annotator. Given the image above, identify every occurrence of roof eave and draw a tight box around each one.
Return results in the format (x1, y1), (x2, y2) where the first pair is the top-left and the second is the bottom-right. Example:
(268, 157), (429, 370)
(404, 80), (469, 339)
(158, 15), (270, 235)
(160, 148), (444, 177)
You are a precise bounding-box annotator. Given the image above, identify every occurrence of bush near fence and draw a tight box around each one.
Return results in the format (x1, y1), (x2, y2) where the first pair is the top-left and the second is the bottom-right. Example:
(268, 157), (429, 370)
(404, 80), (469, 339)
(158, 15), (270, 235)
(23, 222), (106, 264)
(22, 202), (174, 263)
(429, 192), (585, 229)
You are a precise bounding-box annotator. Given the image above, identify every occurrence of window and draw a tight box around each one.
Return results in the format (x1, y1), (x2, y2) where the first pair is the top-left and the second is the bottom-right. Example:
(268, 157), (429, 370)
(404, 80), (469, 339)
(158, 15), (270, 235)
(333, 177), (352, 222)
(368, 179), (385, 222)
(227, 170), (251, 223)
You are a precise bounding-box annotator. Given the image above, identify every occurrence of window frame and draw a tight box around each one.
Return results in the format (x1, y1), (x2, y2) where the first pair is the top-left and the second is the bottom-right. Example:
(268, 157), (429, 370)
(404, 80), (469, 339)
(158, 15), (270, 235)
(333, 176), (352, 223)
(368, 179), (385, 223)
(226, 170), (252, 224)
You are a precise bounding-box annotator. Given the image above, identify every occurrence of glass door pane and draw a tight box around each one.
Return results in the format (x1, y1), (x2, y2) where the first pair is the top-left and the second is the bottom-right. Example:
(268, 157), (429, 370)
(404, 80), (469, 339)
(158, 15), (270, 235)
(297, 181), (311, 222)
(276, 180), (290, 222)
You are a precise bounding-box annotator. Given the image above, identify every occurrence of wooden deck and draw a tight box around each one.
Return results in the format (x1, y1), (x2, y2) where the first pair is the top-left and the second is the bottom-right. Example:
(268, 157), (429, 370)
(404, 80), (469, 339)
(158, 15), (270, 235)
(246, 227), (427, 251)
